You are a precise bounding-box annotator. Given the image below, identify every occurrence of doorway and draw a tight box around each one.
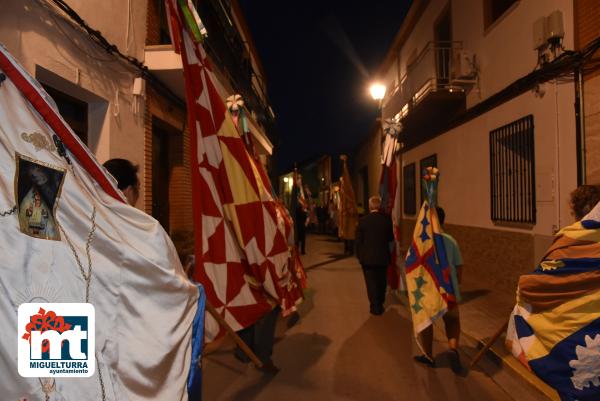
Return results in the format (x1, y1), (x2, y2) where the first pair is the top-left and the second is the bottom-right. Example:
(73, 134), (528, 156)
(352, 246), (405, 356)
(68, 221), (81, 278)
(151, 118), (182, 232)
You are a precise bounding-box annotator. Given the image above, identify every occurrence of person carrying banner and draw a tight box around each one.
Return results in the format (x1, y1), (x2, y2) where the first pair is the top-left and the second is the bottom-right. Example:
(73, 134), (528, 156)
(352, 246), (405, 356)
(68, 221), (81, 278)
(164, 2), (305, 383)
(234, 305), (281, 374)
(355, 195), (394, 315)
(505, 186), (600, 400)
(405, 167), (462, 373)
(339, 155), (358, 255)
(292, 172), (308, 254)
(0, 44), (204, 401)
(413, 206), (464, 373)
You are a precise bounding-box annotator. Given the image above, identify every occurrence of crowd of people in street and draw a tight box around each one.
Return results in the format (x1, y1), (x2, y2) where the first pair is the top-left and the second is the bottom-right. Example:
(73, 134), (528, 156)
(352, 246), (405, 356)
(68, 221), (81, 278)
(103, 155), (600, 390)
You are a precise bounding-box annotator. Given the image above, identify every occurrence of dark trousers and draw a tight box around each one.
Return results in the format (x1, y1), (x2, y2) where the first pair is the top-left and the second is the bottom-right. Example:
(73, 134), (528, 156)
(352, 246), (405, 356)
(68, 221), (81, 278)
(344, 239), (354, 255)
(361, 264), (387, 313)
(296, 226), (306, 254)
(235, 307), (280, 363)
(317, 221), (327, 234)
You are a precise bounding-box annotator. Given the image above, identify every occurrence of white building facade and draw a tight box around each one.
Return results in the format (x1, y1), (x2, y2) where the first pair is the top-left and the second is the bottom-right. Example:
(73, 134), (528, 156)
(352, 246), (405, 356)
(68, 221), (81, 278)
(377, 0), (578, 293)
(1, 0), (149, 205)
(1, 0), (276, 253)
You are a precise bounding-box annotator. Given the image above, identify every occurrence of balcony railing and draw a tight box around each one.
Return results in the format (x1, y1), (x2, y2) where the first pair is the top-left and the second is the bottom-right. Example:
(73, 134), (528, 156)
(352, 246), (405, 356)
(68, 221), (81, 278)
(154, 0), (275, 138)
(384, 41), (464, 119)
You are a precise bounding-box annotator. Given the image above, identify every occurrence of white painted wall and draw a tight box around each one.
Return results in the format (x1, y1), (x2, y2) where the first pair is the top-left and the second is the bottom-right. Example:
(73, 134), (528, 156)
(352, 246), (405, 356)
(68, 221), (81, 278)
(402, 84), (577, 237)
(384, 0), (575, 109)
(0, 0), (147, 207)
(452, 0), (575, 108)
(378, 0), (578, 239)
(397, 0), (446, 79)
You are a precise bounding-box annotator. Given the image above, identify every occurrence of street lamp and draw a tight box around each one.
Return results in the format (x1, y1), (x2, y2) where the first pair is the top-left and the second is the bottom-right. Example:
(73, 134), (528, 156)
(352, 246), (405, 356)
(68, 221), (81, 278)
(369, 83), (386, 101)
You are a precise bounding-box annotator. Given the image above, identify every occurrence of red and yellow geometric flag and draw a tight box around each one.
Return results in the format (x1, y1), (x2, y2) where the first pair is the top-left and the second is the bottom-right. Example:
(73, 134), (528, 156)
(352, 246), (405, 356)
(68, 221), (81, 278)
(166, 0), (303, 339)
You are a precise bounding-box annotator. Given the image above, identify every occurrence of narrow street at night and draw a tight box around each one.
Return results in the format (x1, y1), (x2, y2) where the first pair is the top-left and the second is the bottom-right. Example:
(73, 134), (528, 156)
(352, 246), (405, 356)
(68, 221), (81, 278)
(202, 233), (544, 401)
(2, 1), (600, 400)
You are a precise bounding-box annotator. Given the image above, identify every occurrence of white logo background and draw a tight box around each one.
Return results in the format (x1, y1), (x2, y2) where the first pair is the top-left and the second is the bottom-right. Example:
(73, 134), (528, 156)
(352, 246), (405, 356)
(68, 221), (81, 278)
(18, 303), (95, 378)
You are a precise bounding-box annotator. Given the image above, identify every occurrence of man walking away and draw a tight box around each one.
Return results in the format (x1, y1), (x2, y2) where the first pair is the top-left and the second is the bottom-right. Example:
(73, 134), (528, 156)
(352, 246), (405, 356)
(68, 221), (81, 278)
(414, 206), (464, 373)
(355, 195), (394, 315)
(295, 203), (308, 254)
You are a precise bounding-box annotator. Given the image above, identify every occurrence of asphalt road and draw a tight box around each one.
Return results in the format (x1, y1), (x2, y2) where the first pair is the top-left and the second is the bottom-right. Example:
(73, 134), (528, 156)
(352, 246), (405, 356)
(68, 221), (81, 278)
(202, 234), (519, 401)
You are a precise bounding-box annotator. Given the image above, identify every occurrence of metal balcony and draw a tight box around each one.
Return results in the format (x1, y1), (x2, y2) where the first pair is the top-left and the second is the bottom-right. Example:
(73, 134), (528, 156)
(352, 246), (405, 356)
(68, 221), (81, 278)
(383, 41), (467, 149)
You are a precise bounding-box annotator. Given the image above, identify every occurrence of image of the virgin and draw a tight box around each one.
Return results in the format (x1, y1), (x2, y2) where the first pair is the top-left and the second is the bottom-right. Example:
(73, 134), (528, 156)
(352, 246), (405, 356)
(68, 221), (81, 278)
(17, 161), (62, 240)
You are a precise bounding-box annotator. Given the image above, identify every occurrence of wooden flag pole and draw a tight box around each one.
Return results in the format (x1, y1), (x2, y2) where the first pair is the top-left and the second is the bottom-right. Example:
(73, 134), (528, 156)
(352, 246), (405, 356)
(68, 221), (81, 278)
(204, 301), (264, 369)
(469, 320), (509, 369)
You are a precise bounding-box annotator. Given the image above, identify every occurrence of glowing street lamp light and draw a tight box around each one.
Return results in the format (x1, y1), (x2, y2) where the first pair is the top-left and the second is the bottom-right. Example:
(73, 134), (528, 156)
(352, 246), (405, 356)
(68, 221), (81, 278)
(369, 83), (386, 101)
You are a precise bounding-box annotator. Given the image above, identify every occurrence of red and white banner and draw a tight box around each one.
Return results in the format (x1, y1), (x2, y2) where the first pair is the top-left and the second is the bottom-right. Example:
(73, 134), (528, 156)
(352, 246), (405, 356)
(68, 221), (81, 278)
(166, 1), (304, 340)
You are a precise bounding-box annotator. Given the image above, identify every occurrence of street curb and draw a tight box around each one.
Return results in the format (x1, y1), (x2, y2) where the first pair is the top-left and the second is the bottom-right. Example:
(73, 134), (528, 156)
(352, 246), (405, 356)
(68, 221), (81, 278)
(391, 290), (558, 401)
(461, 331), (560, 401)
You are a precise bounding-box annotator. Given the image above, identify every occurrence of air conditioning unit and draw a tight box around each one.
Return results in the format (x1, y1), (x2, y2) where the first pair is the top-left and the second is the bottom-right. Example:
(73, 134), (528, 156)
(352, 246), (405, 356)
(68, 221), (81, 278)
(452, 50), (476, 80)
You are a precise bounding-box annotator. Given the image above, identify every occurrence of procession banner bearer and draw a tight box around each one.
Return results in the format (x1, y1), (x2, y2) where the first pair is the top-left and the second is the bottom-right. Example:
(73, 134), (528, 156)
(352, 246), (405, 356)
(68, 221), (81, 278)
(339, 154), (358, 255)
(378, 117), (403, 291)
(405, 168), (461, 367)
(0, 45), (204, 400)
(164, 0), (304, 343)
(506, 200), (600, 401)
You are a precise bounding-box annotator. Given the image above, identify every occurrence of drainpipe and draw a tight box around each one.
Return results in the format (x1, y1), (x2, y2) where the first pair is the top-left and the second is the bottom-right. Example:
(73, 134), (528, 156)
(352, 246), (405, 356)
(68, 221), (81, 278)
(554, 80), (561, 233)
(574, 66), (586, 186)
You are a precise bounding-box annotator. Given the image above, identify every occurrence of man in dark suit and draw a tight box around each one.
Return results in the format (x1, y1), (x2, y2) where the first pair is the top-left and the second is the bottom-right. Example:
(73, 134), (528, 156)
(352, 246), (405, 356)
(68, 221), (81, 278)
(295, 204), (308, 254)
(355, 195), (394, 315)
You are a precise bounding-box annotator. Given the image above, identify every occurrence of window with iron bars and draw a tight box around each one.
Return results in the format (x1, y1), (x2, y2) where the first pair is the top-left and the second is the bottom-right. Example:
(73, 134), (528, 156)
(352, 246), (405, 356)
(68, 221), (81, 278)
(403, 163), (416, 215)
(489, 115), (536, 224)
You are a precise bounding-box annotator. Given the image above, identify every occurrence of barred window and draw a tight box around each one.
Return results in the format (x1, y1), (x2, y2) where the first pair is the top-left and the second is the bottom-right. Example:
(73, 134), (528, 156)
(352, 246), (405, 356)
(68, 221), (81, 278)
(403, 163), (416, 215)
(42, 84), (88, 145)
(489, 115), (535, 224)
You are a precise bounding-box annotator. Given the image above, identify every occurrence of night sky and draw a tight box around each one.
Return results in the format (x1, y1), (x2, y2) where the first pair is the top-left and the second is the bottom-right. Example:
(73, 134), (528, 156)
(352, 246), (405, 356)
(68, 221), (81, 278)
(238, 0), (411, 175)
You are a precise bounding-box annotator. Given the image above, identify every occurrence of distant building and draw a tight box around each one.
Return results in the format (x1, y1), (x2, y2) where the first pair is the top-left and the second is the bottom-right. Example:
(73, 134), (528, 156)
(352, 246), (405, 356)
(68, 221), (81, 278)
(357, 0), (593, 294)
(353, 122), (383, 212)
(279, 154), (332, 209)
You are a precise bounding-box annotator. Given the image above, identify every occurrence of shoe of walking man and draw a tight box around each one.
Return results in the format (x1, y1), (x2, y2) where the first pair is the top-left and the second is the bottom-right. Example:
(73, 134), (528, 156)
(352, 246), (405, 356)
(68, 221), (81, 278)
(355, 195), (394, 315)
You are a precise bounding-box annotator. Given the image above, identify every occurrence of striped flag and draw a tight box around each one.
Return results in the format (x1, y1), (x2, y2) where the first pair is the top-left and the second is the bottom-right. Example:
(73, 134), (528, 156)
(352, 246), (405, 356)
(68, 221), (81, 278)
(166, 0), (303, 340)
(506, 205), (600, 401)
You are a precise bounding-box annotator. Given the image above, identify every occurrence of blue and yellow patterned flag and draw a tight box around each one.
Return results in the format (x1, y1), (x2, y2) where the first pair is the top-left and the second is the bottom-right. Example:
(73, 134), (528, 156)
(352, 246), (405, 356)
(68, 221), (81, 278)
(405, 168), (458, 337)
(506, 204), (600, 401)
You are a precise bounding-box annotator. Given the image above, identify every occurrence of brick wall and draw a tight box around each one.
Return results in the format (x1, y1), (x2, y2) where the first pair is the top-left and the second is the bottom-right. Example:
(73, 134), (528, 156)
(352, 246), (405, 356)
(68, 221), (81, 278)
(575, 0), (600, 184)
(144, 86), (194, 257)
(574, 0), (600, 50)
(400, 219), (534, 295)
(146, 0), (160, 45)
(144, 0), (194, 260)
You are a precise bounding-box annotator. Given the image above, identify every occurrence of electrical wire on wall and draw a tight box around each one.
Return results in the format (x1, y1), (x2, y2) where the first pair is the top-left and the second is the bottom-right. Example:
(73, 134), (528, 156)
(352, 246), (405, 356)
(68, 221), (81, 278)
(44, 0), (184, 108)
